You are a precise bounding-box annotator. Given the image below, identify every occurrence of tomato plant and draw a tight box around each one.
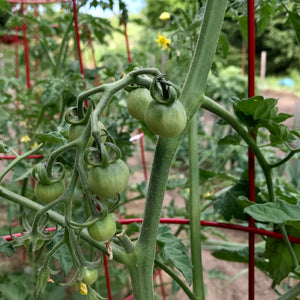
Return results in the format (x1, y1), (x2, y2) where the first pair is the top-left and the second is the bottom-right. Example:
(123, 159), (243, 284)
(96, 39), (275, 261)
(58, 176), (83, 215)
(88, 214), (117, 242)
(1, 1), (300, 300)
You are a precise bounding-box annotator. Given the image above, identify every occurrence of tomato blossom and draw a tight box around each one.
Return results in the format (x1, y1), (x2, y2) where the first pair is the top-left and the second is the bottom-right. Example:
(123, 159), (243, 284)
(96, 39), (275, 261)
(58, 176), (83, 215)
(159, 12), (170, 20)
(155, 33), (171, 50)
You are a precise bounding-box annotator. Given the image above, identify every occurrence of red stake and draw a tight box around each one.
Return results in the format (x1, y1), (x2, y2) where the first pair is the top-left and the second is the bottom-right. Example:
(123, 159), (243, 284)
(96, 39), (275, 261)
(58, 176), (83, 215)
(103, 254), (113, 300)
(21, 3), (31, 89)
(72, 0), (85, 79)
(247, 1), (256, 299)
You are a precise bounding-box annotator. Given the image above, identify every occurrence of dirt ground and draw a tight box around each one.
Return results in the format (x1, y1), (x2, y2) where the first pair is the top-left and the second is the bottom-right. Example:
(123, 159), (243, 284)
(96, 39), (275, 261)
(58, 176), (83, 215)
(125, 89), (300, 300)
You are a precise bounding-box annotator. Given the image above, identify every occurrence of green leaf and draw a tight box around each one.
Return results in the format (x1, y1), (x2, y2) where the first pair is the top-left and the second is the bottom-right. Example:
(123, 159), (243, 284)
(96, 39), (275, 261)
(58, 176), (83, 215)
(217, 133), (241, 145)
(0, 238), (15, 257)
(265, 238), (300, 284)
(207, 268), (228, 279)
(12, 163), (32, 182)
(288, 11), (300, 45)
(53, 243), (73, 276)
(214, 179), (261, 221)
(235, 96), (277, 121)
(256, 1), (274, 36)
(244, 200), (300, 228)
(212, 246), (267, 272)
(156, 225), (193, 285)
(238, 15), (248, 46)
(35, 132), (67, 145)
(0, 140), (10, 154)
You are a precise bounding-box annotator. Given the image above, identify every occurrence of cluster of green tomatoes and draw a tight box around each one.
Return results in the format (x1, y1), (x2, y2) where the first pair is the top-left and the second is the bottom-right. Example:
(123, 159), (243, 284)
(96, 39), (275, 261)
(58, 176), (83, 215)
(32, 78), (186, 257)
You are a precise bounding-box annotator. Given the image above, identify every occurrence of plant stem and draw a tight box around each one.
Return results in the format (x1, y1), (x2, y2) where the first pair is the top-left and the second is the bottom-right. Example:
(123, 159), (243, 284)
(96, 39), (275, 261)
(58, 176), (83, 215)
(276, 282), (300, 300)
(0, 144), (43, 182)
(155, 259), (198, 300)
(201, 96), (276, 202)
(279, 224), (299, 269)
(0, 186), (127, 264)
(54, 17), (74, 76)
(127, 1), (227, 298)
(188, 115), (205, 299)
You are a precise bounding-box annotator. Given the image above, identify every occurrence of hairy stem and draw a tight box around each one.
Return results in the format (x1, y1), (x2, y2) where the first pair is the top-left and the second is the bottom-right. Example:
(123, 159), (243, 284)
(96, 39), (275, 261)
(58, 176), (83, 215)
(188, 115), (205, 299)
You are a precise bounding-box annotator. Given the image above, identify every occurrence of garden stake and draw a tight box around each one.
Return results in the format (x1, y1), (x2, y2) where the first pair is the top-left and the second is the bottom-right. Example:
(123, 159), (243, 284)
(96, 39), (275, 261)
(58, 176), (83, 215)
(247, 1), (256, 299)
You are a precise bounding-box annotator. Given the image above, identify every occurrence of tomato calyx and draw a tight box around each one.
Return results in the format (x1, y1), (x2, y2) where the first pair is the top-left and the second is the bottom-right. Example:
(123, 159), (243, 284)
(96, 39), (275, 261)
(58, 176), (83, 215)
(150, 74), (181, 105)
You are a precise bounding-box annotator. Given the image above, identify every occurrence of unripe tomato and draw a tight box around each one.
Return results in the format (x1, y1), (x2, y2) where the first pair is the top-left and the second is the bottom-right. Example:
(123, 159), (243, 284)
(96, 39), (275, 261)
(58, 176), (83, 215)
(81, 266), (98, 285)
(127, 88), (152, 121)
(144, 100), (187, 138)
(34, 180), (65, 204)
(88, 214), (116, 242)
(87, 159), (129, 199)
(69, 121), (106, 145)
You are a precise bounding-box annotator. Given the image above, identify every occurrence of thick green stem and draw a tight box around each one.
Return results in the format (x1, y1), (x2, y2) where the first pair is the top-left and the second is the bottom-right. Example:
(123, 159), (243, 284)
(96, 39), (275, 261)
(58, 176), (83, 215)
(127, 1), (227, 298)
(130, 138), (180, 299)
(188, 116), (205, 299)
(277, 282), (300, 300)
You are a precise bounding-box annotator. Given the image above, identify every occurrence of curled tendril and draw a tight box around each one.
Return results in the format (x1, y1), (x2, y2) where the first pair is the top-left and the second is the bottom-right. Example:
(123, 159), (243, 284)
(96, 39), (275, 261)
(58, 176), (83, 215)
(32, 162), (65, 184)
(65, 98), (95, 125)
(84, 142), (122, 168)
(150, 74), (181, 105)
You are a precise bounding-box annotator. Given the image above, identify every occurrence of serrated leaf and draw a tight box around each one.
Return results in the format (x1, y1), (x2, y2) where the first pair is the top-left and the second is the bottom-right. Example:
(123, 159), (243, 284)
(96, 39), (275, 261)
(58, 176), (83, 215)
(236, 96), (277, 121)
(214, 179), (261, 221)
(0, 238), (15, 257)
(35, 132), (67, 145)
(156, 226), (192, 285)
(265, 238), (300, 284)
(217, 133), (241, 145)
(53, 244), (73, 275)
(244, 200), (300, 228)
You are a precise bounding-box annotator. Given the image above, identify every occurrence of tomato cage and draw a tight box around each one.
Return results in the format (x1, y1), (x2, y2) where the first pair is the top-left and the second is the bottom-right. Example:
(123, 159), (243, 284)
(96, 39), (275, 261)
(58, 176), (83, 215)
(1, 0), (298, 299)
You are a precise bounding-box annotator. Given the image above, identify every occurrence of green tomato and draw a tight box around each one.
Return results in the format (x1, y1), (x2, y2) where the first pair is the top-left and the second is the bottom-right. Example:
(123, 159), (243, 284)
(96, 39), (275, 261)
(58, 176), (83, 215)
(144, 100), (187, 138)
(87, 159), (129, 199)
(34, 180), (65, 204)
(127, 88), (152, 121)
(81, 266), (98, 285)
(68, 121), (106, 145)
(88, 214), (117, 242)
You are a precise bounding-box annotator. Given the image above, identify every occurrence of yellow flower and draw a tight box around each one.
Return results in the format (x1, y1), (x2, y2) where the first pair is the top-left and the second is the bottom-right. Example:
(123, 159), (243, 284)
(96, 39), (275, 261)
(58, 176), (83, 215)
(21, 135), (31, 142)
(159, 12), (170, 20)
(76, 282), (88, 295)
(155, 33), (171, 50)
(204, 192), (213, 198)
(31, 142), (38, 149)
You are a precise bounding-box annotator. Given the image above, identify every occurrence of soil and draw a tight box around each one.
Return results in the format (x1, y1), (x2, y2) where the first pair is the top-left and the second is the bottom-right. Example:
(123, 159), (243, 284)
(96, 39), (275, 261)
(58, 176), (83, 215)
(1, 89), (299, 299)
